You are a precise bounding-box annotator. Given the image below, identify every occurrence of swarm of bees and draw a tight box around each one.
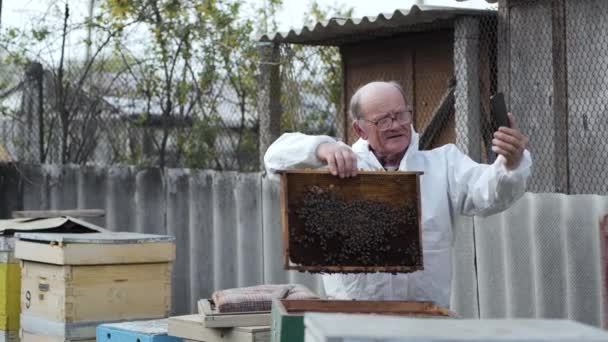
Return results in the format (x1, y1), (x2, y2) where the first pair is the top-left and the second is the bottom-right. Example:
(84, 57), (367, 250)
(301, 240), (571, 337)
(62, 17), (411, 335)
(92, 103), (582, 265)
(290, 185), (421, 273)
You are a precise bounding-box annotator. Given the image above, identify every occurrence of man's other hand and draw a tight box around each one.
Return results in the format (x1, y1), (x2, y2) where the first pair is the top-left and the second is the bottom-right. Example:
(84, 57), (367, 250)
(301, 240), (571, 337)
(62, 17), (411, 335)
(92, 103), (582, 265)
(316, 142), (358, 178)
(492, 113), (529, 170)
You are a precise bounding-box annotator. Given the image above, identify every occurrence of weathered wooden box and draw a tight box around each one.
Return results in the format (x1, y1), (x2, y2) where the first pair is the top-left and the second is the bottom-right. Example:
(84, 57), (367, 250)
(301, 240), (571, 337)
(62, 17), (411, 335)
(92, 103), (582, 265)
(15, 232), (175, 341)
(168, 315), (269, 342)
(271, 299), (452, 342)
(280, 170), (423, 273)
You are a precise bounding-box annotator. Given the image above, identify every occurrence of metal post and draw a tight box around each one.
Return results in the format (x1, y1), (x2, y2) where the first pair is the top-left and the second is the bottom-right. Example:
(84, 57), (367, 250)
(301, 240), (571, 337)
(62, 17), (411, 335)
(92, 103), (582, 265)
(257, 42), (282, 170)
(454, 17), (481, 161)
(551, 0), (569, 193)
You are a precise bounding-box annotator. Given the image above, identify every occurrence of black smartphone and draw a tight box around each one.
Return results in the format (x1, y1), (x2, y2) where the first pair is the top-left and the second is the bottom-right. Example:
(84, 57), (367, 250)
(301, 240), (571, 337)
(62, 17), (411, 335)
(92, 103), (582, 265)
(490, 92), (510, 131)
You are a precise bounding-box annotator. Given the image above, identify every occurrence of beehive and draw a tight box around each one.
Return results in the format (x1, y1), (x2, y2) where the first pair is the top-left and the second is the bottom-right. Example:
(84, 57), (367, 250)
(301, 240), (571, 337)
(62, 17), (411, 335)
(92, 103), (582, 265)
(280, 170), (423, 273)
(0, 217), (104, 341)
(271, 299), (452, 342)
(97, 319), (182, 342)
(15, 232), (175, 341)
(303, 313), (608, 342)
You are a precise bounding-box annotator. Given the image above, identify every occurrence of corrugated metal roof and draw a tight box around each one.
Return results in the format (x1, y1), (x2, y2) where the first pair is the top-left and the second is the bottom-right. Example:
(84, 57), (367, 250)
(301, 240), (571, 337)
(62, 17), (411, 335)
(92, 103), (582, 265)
(259, 4), (496, 46)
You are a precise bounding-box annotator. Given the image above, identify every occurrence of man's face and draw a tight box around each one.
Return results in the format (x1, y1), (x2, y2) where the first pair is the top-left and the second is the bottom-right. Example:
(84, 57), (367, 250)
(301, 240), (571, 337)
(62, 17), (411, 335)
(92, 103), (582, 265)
(354, 86), (412, 157)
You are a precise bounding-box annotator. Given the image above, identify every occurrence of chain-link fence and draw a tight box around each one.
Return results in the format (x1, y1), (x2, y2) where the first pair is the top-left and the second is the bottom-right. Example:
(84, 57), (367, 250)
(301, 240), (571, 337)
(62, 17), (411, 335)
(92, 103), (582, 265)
(3, 1), (608, 193)
(280, 44), (340, 138)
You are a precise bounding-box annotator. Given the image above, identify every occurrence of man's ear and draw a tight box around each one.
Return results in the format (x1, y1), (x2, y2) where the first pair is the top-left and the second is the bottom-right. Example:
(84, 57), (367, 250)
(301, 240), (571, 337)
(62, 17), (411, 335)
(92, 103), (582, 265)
(353, 119), (367, 140)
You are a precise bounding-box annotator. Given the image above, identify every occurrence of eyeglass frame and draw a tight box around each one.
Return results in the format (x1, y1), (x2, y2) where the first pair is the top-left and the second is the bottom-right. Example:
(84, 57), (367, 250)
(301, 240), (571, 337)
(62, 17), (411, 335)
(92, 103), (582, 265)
(358, 109), (413, 131)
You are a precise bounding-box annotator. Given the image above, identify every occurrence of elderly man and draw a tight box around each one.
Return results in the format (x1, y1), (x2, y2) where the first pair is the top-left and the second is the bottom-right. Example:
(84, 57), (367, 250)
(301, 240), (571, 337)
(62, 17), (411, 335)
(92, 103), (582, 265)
(264, 81), (532, 308)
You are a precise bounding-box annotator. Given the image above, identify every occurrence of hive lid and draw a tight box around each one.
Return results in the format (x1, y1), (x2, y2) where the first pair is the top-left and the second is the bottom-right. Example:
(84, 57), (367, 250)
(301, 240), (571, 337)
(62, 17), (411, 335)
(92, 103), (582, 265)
(15, 231), (174, 244)
(0, 216), (105, 236)
(14, 232), (175, 265)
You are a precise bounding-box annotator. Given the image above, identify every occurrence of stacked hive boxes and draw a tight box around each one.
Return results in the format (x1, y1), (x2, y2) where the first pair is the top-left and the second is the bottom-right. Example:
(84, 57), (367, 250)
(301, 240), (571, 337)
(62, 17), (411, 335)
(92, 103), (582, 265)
(0, 217), (104, 342)
(15, 232), (175, 342)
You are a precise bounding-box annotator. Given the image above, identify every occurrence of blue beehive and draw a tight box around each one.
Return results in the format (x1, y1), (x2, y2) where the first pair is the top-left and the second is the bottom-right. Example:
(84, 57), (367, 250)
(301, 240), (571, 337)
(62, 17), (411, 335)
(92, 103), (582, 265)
(97, 319), (183, 342)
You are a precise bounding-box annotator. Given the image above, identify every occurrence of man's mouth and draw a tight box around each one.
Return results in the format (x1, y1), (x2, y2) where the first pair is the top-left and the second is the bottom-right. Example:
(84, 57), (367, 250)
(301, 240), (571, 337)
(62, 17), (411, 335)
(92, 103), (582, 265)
(385, 133), (404, 139)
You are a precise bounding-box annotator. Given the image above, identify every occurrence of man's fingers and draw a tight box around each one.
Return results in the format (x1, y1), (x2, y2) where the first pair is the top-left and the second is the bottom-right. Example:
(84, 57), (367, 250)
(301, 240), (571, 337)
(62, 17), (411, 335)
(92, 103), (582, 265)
(326, 154), (337, 176)
(507, 113), (519, 131)
(334, 152), (346, 178)
(341, 150), (353, 177)
(494, 131), (523, 148)
(492, 138), (518, 156)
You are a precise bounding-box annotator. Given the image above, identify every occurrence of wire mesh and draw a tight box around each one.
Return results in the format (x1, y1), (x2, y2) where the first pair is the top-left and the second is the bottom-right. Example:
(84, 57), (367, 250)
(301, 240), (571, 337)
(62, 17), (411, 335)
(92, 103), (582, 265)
(279, 44), (340, 138)
(2, 1), (608, 193)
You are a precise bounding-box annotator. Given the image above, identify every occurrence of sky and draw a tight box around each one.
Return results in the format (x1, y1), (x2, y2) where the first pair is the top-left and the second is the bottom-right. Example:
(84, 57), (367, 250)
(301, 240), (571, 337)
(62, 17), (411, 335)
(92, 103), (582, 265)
(0, 0), (495, 62)
(1, 0), (495, 32)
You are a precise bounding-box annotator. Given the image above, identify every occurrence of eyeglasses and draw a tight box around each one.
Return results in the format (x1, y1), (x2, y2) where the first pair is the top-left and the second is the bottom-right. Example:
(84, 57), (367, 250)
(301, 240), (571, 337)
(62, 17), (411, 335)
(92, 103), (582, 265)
(360, 110), (413, 131)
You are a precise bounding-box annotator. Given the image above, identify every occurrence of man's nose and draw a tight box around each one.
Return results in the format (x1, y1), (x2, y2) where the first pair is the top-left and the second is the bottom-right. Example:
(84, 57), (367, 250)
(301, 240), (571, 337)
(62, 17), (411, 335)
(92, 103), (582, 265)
(388, 116), (402, 130)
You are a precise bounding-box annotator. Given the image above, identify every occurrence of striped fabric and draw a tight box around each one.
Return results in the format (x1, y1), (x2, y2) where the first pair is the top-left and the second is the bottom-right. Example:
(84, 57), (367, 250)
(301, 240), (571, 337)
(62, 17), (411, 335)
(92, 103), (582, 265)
(212, 284), (318, 313)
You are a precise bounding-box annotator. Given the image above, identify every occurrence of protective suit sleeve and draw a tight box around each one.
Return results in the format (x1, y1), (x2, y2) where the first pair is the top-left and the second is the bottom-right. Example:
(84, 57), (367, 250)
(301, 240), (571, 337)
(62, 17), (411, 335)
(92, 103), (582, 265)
(263, 132), (337, 175)
(446, 144), (532, 217)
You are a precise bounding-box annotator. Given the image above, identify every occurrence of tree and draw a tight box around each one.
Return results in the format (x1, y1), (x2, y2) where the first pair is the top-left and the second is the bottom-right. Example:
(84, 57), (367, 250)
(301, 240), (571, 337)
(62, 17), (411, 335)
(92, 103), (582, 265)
(281, 2), (353, 137)
(0, 1), (137, 164)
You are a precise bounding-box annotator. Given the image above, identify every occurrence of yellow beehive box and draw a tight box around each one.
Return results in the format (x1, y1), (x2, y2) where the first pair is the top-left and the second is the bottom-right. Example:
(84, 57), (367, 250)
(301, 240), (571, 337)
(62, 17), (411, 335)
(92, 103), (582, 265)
(15, 232), (175, 341)
(0, 245), (19, 333)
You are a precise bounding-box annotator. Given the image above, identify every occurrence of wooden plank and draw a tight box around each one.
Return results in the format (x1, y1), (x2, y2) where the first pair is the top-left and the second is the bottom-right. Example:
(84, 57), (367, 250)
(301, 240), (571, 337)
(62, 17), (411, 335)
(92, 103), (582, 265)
(168, 315), (270, 342)
(279, 299), (453, 316)
(413, 31), (454, 147)
(280, 170), (423, 273)
(551, 0), (569, 193)
(419, 81), (455, 150)
(197, 299), (271, 328)
(20, 261), (171, 323)
(280, 173), (290, 272)
(14, 239), (175, 265)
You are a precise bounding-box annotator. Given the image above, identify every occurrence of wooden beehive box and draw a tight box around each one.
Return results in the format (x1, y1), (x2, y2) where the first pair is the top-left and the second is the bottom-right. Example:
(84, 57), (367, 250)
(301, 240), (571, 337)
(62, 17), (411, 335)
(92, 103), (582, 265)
(280, 170), (423, 273)
(271, 299), (453, 342)
(303, 313), (608, 342)
(15, 232), (175, 341)
(0, 217), (104, 339)
(96, 319), (182, 342)
(168, 314), (270, 342)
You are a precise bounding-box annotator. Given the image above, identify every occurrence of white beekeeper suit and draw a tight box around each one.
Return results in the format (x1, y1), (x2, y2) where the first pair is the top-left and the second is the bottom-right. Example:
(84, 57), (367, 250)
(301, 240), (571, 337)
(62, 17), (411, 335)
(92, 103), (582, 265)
(264, 127), (532, 308)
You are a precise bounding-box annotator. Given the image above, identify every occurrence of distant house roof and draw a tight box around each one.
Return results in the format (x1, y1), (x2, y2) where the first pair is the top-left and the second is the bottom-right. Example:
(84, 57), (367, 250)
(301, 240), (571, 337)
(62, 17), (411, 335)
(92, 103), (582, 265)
(259, 4), (495, 46)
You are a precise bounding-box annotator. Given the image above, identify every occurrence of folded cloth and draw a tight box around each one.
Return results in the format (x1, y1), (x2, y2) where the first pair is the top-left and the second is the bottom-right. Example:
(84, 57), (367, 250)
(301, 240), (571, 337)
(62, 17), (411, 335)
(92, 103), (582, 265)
(212, 284), (318, 313)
